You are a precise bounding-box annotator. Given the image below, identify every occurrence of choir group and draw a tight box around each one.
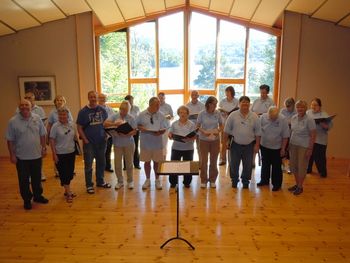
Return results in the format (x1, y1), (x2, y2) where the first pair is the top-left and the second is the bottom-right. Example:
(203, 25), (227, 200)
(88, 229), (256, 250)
(6, 85), (333, 210)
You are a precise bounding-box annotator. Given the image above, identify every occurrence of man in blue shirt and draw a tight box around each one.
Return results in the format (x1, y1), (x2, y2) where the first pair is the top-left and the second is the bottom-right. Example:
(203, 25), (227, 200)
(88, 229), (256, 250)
(77, 91), (110, 194)
(6, 99), (49, 210)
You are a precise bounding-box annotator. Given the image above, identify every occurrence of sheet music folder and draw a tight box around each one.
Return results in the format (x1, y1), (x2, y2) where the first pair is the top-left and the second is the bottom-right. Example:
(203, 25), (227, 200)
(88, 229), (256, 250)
(314, 114), (336, 124)
(172, 129), (198, 143)
(105, 122), (134, 136)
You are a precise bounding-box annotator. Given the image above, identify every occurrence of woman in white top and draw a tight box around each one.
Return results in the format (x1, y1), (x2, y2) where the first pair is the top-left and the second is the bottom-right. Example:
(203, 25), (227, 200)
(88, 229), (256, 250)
(49, 107), (77, 203)
(218, 86), (239, 166)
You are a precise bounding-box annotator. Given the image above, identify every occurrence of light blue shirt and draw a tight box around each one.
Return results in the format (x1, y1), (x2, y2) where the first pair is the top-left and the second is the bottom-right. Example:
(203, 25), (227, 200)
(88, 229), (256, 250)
(129, 105), (140, 119)
(260, 113), (290, 149)
(159, 102), (173, 127)
(6, 113), (47, 160)
(251, 97), (275, 115)
(50, 121), (76, 154)
(290, 114), (316, 148)
(108, 112), (137, 147)
(224, 110), (261, 145)
(169, 120), (196, 151)
(137, 110), (168, 150)
(306, 110), (332, 145)
(101, 104), (115, 119)
(197, 110), (223, 141)
(186, 100), (205, 122)
(48, 108), (73, 125)
(280, 108), (296, 125)
(219, 98), (239, 113)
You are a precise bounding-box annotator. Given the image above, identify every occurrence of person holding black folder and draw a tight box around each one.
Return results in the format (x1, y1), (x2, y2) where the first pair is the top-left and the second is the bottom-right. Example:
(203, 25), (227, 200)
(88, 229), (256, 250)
(104, 101), (137, 190)
(168, 106), (197, 188)
(218, 86), (239, 166)
(306, 98), (333, 178)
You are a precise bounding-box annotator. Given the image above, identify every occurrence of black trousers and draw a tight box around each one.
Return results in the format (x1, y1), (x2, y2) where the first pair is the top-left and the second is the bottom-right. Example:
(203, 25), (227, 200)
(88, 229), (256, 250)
(57, 152), (76, 186)
(169, 149), (194, 186)
(105, 137), (113, 170)
(260, 146), (283, 188)
(308, 143), (327, 177)
(16, 158), (43, 202)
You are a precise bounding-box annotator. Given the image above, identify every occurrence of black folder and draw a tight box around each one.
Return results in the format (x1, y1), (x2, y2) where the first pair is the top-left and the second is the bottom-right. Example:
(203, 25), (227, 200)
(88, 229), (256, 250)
(105, 122), (134, 136)
(314, 114), (336, 124)
(172, 129), (198, 143)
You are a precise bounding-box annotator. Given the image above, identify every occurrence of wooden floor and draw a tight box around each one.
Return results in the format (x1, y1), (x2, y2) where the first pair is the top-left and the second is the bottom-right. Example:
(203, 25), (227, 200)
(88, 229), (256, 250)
(0, 156), (349, 263)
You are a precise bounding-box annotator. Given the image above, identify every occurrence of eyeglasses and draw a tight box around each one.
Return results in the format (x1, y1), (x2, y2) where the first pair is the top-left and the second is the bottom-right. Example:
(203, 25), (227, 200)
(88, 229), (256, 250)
(150, 116), (154, 125)
(65, 129), (71, 135)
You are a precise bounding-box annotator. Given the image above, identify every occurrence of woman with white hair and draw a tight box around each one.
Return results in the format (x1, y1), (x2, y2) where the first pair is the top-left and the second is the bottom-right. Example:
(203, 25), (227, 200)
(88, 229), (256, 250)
(288, 100), (316, 195)
(104, 101), (137, 190)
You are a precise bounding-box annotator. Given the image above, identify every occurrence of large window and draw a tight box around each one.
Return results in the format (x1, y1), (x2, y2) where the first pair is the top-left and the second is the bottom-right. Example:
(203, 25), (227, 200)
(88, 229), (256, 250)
(98, 11), (279, 109)
(159, 13), (184, 90)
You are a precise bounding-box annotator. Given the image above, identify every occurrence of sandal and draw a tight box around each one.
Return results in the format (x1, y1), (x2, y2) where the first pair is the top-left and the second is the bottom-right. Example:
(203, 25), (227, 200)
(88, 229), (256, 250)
(97, 182), (111, 188)
(86, 187), (95, 194)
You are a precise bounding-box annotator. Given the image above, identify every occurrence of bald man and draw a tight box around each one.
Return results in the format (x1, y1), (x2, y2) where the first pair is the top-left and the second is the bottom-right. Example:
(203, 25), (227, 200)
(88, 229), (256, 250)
(257, 106), (289, 191)
(6, 99), (48, 210)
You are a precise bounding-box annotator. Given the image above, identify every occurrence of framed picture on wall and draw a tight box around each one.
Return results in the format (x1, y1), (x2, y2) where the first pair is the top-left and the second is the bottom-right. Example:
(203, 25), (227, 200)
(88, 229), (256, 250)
(18, 76), (56, 105)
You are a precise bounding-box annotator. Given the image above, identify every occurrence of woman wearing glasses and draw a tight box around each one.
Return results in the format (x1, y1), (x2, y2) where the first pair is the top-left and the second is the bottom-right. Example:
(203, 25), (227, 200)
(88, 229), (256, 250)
(49, 107), (77, 203)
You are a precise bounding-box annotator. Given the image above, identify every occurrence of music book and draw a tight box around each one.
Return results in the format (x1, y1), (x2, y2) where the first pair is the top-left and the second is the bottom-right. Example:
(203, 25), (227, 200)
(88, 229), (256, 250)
(172, 129), (198, 143)
(74, 140), (82, 155)
(105, 122), (134, 136)
(314, 114), (336, 124)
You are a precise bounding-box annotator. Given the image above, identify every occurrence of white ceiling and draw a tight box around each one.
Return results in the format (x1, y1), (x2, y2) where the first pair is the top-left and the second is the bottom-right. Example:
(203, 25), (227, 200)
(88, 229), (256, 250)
(0, 0), (350, 37)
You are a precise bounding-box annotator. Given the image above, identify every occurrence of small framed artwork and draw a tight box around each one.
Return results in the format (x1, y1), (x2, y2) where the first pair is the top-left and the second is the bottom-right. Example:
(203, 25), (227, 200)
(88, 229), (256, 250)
(18, 76), (56, 105)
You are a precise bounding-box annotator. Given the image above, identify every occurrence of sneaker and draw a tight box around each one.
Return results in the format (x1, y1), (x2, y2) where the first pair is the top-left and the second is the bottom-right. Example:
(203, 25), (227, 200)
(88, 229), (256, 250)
(87, 187), (95, 194)
(128, 182), (134, 189)
(33, 196), (49, 204)
(142, 179), (151, 190)
(293, 187), (303, 195)
(155, 179), (162, 190)
(24, 200), (32, 210)
(200, 183), (207, 188)
(41, 174), (46, 182)
(288, 185), (297, 192)
(115, 182), (124, 190)
(210, 182), (216, 188)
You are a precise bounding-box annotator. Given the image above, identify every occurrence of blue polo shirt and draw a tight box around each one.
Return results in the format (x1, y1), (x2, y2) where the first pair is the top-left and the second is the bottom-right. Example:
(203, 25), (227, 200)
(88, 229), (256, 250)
(169, 120), (196, 151)
(290, 114), (316, 148)
(137, 110), (168, 150)
(260, 113), (290, 149)
(50, 121), (76, 154)
(76, 105), (107, 144)
(107, 112), (137, 147)
(197, 110), (223, 141)
(224, 110), (261, 145)
(6, 113), (47, 160)
(251, 97), (275, 115)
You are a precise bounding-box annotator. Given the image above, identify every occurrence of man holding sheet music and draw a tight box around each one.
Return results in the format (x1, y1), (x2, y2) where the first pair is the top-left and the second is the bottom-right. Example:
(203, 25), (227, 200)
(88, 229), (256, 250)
(137, 97), (169, 190)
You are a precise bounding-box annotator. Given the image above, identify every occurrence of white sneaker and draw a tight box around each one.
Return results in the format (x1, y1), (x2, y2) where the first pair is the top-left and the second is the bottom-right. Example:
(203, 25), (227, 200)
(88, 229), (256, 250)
(210, 182), (216, 188)
(115, 182), (124, 189)
(142, 179), (151, 189)
(200, 183), (207, 188)
(41, 174), (46, 182)
(155, 179), (163, 190)
(128, 182), (134, 189)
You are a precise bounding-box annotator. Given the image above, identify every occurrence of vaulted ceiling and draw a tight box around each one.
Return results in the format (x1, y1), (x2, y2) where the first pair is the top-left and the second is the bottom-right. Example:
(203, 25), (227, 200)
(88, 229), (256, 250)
(1, 0), (350, 37)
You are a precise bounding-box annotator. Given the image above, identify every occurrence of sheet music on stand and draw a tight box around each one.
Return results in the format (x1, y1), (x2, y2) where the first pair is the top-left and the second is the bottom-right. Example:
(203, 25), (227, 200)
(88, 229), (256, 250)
(160, 161), (191, 174)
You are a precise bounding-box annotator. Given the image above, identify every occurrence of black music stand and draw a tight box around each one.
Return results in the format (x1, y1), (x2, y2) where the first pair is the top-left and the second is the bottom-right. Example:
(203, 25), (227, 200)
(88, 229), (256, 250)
(157, 161), (199, 250)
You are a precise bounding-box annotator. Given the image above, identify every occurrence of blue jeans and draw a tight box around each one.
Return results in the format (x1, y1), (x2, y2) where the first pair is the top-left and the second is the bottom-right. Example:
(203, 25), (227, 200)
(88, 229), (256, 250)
(229, 141), (254, 185)
(83, 141), (106, 188)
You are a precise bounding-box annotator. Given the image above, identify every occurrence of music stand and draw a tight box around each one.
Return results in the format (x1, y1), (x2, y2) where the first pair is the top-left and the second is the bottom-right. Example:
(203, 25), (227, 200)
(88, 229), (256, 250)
(157, 161), (199, 250)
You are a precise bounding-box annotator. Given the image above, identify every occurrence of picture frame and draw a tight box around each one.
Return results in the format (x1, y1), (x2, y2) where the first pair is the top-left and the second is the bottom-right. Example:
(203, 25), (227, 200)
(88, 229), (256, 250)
(18, 76), (56, 105)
